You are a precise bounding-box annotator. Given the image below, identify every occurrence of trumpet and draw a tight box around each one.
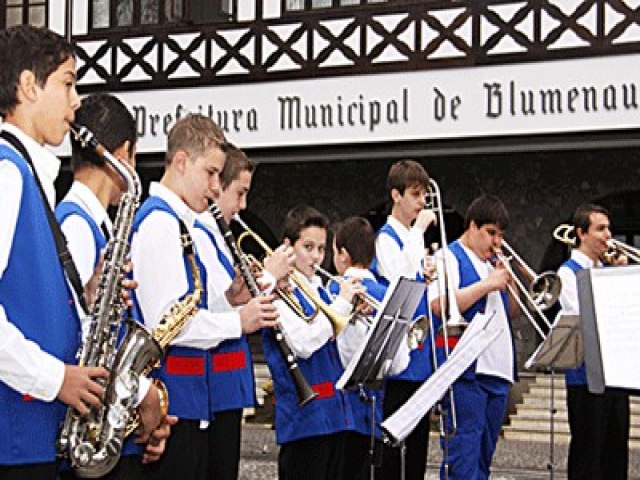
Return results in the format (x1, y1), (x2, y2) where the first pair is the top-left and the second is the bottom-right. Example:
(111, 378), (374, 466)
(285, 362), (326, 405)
(233, 215), (351, 336)
(313, 264), (429, 348)
(313, 264), (379, 325)
(553, 224), (640, 264)
(492, 240), (559, 339)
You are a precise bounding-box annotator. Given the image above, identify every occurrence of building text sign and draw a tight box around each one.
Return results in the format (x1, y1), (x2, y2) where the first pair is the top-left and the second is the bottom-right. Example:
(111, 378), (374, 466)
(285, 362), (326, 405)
(57, 54), (640, 154)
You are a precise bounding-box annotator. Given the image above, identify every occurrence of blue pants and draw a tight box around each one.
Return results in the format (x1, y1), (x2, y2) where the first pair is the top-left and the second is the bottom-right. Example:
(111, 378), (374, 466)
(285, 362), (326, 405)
(440, 374), (510, 480)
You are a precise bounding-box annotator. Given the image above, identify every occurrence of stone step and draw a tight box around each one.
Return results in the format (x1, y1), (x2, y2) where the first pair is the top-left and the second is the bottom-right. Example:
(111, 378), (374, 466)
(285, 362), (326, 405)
(506, 373), (640, 449)
(528, 385), (640, 404)
(528, 386), (567, 398)
(503, 428), (640, 449)
(520, 393), (640, 413)
(512, 409), (640, 426)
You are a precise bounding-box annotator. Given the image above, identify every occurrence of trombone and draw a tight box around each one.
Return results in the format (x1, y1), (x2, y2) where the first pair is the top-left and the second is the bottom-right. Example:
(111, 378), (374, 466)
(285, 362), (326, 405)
(233, 215), (351, 336)
(492, 240), (560, 339)
(424, 178), (462, 461)
(553, 224), (640, 264)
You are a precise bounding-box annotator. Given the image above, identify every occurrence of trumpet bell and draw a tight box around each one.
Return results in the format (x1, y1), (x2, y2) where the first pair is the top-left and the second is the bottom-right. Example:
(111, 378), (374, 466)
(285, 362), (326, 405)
(408, 315), (430, 350)
(529, 271), (562, 310)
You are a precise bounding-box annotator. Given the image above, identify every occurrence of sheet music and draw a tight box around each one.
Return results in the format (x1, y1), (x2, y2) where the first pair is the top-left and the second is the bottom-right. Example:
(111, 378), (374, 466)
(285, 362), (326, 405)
(589, 266), (640, 389)
(381, 312), (501, 443)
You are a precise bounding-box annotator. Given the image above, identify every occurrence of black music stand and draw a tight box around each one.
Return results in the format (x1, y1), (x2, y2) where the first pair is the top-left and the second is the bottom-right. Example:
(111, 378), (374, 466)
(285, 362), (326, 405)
(337, 277), (426, 480)
(525, 313), (583, 480)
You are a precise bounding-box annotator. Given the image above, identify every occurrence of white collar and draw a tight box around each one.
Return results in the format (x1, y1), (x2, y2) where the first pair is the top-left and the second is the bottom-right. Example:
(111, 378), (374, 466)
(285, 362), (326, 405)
(570, 249), (600, 269)
(149, 181), (198, 227)
(343, 266), (376, 281)
(387, 215), (411, 236)
(64, 180), (110, 229)
(0, 122), (61, 206)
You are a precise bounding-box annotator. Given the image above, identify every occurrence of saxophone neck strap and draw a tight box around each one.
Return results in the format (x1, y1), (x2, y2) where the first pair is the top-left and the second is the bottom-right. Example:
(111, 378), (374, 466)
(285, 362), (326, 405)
(178, 218), (194, 256)
(0, 130), (89, 314)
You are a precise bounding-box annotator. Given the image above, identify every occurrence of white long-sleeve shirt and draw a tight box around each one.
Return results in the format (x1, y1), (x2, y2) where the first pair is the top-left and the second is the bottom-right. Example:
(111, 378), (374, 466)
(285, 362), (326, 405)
(130, 182), (242, 349)
(0, 123), (67, 401)
(375, 215), (425, 282)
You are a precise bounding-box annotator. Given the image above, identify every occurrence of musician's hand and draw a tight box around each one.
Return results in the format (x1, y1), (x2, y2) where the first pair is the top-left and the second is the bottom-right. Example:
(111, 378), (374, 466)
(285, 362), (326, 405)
(239, 295), (279, 333)
(134, 382), (165, 443)
(264, 243), (296, 281)
(84, 253), (102, 308)
(226, 272), (252, 306)
(140, 415), (178, 464)
(415, 208), (437, 232)
(121, 259), (137, 307)
(610, 254), (629, 266)
(58, 365), (108, 415)
(83, 254), (137, 308)
(486, 266), (510, 292)
(423, 254), (437, 284)
(338, 277), (365, 304)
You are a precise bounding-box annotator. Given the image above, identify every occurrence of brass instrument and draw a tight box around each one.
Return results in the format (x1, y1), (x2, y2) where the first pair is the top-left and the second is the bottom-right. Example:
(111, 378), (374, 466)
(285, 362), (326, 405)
(312, 264), (378, 324)
(426, 179), (468, 338)
(58, 124), (164, 478)
(234, 215), (350, 336)
(492, 240), (559, 339)
(425, 178), (461, 447)
(553, 223), (640, 263)
(313, 264), (429, 348)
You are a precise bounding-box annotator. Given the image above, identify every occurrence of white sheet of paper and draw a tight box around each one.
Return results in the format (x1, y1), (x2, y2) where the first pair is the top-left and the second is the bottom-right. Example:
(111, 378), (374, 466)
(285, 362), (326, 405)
(589, 266), (640, 389)
(381, 312), (501, 443)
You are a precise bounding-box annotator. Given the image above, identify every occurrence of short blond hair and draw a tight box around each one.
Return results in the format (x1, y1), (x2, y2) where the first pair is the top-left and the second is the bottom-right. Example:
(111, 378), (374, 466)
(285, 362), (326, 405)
(166, 114), (227, 165)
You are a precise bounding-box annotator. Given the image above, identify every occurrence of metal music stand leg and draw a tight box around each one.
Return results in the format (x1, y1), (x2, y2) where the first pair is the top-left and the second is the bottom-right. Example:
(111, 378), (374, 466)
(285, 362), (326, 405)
(400, 439), (406, 480)
(368, 391), (376, 480)
(547, 368), (556, 479)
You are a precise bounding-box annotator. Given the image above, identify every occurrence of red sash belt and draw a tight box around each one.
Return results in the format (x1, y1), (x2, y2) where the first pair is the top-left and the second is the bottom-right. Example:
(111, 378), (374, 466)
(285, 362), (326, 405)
(165, 355), (205, 375)
(435, 334), (460, 350)
(311, 381), (336, 400)
(212, 350), (247, 373)
(22, 394), (34, 402)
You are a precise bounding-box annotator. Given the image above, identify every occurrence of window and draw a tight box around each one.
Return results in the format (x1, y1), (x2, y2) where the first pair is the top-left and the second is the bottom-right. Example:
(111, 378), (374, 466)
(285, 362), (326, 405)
(90, 0), (234, 30)
(284, 0), (388, 11)
(4, 0), (47, 28)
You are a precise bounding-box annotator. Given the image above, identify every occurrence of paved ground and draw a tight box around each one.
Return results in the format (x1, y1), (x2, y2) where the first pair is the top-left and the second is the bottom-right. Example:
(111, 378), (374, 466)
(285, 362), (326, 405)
(238, 423), (640, 479)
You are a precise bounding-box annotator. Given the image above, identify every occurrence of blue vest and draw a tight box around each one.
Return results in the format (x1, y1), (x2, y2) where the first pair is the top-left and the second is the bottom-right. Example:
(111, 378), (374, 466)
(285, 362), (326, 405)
(561, 259), (587, 386)
(55, 201), (107, 269)
(131, 197), (213, 421)
(371, 223), (434, 382)
(262, 285), (354, 444)
(0, 146), (80, 464)
(435, 240), (517, 381)
(194, 223), (255, 412)
(329, 277), (385, 437)
(56, 199), (141, 457)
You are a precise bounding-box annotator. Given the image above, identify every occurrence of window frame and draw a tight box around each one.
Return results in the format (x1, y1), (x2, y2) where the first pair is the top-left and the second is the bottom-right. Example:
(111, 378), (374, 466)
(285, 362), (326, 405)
(3, 0), (48, 29)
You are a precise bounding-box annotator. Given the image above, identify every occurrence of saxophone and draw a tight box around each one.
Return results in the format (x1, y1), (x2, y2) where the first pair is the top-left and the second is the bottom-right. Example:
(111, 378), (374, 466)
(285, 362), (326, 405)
(56, 124), (167, 478)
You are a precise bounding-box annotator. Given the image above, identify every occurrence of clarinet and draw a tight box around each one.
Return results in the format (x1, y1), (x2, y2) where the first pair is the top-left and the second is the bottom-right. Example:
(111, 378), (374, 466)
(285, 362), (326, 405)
(209, 203), (317, 406)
